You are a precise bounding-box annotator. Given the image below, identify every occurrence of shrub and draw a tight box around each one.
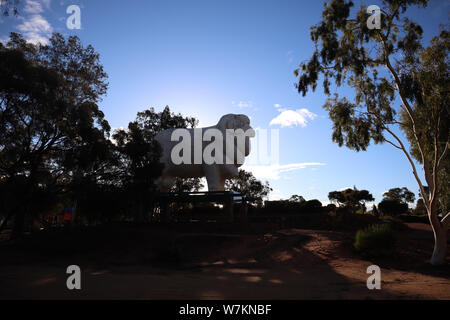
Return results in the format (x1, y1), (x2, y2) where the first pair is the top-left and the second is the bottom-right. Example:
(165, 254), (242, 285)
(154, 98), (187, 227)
(397, 213), (429, 223)
(264, 199), (323, 214)
(378, 199), (408, 216)
(354, 223), (396, 257)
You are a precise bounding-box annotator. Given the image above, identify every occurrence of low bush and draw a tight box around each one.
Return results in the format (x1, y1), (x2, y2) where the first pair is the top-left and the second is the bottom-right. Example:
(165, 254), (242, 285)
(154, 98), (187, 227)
(354, 223), (396, 257)
(264, 199), (323, 214)
(378, 199), (408, 216)
(397, 213), (429, 223)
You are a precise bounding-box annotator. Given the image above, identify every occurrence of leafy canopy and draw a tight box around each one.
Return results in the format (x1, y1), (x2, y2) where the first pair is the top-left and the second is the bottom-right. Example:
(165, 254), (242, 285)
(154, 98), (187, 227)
(295, 0), (430, 152)
(383, 187), (415, 203)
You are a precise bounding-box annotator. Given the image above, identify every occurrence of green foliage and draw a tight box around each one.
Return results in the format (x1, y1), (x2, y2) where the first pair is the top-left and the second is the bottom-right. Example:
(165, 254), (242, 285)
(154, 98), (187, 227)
(171, 177), (204, 193)
(379, 187), (414, 217)
(378, 199), (409, 216)
(399, 30), (450, 214)
(0, 32), (204, 230)
(383, 187), (415, 203)
(264, 198), (323, 214)
(289, 194), (306, 203)
(295, 0), (449, 264)
(295, 0), (430, 151)
(112, 106), (198, 222)
(0, 33), (113, 236)
(303, 200), (323, 212)
(225, 169), (272, 206)
(328, 186), (374, 213)
(354, 223), (396, 257)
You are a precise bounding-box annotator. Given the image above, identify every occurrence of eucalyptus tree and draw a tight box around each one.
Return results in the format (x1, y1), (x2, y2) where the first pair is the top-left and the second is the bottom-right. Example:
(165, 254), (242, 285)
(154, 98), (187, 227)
(295, 0), (449, 264)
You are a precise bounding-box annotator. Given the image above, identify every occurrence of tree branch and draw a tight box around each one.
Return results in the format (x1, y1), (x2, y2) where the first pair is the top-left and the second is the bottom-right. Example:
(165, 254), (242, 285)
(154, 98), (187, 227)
(384, 126), (429, 207)
(383, 138), (402, 150)
(379, 36), (433, 198)
(441, 211), (450, 229)
(436, 140), (449, 173)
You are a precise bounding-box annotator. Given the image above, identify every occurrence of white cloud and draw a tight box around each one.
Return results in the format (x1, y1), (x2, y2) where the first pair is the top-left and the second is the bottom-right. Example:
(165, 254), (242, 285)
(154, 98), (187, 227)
(42, 0), (52, 9)
(268, 189), (285, 200)
(286, 50), (294, 64)
(232, 101), (253, 108)
(7, 1), (53, 45)
(270, 108), (317, 128)
(0, 36), (9, 44)
(243, 162), (325, 180)
(16, 14), (53, 45)
(23, 0), (44, 14)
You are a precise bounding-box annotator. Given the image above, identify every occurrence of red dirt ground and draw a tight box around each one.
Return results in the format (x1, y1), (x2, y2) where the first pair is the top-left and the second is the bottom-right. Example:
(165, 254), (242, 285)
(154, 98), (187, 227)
(0, 222), (448, 299)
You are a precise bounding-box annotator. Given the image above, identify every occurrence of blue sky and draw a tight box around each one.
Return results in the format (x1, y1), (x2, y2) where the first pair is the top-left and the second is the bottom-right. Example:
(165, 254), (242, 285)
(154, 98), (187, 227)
(1, 0), (448, 205)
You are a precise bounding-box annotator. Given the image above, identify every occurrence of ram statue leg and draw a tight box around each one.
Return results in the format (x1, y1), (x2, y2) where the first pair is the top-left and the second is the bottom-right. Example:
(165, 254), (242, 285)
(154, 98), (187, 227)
(203, 165), (225, 191)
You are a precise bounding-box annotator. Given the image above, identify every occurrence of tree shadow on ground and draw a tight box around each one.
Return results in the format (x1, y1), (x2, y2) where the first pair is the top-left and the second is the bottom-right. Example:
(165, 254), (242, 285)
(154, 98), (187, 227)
(0, 224), (446, 299)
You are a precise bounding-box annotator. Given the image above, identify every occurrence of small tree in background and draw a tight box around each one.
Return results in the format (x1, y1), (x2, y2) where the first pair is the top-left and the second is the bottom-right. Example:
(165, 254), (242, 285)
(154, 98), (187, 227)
(379, 187), (415, 216)
(383, 187), (415, 203)
(225, 169), (272, 206)
(328, 187), (374, 214)
(289, 195), (306, 203)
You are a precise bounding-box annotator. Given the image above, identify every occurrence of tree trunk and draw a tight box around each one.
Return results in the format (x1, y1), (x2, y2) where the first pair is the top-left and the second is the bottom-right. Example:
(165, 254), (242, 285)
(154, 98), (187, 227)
(430, 222), (448, 266)
(428, 205), (448, 266)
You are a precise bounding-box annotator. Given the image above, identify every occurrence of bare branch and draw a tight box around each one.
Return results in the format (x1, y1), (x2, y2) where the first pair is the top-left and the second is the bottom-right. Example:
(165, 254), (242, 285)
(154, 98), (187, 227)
(436, 140), (449, 172)
(379, 35), (433, 194)
(383, 138), (402, 150)
(384, 126), (429, 207)
(442, 212), (450, 229)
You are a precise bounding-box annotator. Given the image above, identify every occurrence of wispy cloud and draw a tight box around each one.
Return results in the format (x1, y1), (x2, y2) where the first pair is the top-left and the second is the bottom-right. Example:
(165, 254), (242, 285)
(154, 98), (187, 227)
(15, 0), (52, 45)
(268, 188), (285, 200)
(42, 0), (52, 9)
(23, 0), (44, 14)
(286, 50), (294, 64)
(243, 162), (325, 180)
(232, 101), (253, 108)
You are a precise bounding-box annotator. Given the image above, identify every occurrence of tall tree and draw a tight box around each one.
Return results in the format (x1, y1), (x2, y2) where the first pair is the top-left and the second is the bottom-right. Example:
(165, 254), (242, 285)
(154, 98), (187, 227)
(295, 0), (449, 265)
(0, 33), (110, 237)
(400, 32), (450, 215)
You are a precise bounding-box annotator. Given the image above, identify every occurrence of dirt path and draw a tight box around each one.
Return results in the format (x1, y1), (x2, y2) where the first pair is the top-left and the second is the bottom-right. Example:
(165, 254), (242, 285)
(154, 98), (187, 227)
(0, 226), (448, 299)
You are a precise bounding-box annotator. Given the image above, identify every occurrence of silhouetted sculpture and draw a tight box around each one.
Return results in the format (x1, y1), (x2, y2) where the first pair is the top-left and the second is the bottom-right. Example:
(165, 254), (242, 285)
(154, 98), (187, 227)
(155, 114), (254, 191)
